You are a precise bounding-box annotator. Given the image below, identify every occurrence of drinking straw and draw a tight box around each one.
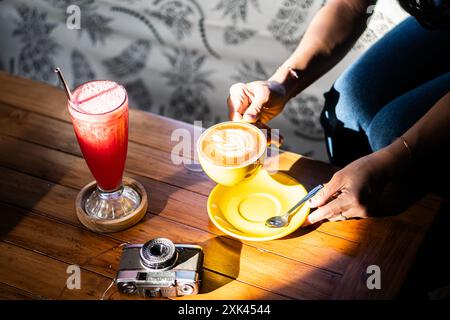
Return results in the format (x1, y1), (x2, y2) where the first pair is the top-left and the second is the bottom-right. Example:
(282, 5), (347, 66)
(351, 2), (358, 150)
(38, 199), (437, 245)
(54, 67), (74, 102)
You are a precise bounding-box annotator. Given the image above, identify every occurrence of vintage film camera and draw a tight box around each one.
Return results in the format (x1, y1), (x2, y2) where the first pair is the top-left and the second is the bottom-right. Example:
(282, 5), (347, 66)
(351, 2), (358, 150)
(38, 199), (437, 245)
(116, 238), (203, 298)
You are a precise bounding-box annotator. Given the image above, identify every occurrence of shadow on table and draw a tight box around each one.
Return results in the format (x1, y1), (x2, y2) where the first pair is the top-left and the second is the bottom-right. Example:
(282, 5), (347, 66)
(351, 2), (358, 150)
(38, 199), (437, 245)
(0, 127), (72, 238)
(376, 180), (429, 217)
(176, 235), (242, 298)
(281, 223), (319, 240)
(280, 151), (338, 191)
(0, 201), (28, 239)
(400, 198), (450, 299)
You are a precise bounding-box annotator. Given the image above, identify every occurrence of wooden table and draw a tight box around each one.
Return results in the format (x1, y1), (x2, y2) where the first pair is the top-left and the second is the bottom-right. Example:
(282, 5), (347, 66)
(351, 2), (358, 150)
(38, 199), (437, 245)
(0, 71), (443, 300)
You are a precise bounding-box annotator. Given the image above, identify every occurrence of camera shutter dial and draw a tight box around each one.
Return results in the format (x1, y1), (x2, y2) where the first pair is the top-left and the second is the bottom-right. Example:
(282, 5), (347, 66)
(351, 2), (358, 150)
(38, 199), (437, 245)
(119, 282), (137, 294)
(140, 238), (178, 270)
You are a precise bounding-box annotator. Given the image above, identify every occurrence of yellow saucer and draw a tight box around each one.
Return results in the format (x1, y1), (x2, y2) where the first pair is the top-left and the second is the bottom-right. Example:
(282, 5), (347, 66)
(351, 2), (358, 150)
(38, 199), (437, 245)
(207, 170), (309, 241)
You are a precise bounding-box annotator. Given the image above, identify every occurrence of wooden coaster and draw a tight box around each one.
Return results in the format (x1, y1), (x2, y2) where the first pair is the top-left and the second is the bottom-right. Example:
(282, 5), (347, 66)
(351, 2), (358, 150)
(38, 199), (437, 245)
(76, 177), (148, 233)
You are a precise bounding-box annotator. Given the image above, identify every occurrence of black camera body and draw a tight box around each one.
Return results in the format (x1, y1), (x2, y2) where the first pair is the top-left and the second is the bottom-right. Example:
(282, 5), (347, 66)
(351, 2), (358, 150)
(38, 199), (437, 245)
(116, 238), (203, 298)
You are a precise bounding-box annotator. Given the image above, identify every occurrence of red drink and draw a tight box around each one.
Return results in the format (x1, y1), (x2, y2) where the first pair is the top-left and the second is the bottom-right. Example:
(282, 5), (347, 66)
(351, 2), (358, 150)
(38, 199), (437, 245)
(66, 79), (140, 221)
(69, 80), (128, 191)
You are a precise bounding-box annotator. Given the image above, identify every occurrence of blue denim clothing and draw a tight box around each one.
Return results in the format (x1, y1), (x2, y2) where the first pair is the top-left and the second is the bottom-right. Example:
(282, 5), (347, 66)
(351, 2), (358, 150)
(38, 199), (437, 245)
(321, 17), (450, 166)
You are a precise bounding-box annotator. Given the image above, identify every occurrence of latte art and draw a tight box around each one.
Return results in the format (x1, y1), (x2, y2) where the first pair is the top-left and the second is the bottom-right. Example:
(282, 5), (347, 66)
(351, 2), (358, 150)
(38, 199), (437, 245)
(199, 122), (265, 167)
(211, 129), (254, 157)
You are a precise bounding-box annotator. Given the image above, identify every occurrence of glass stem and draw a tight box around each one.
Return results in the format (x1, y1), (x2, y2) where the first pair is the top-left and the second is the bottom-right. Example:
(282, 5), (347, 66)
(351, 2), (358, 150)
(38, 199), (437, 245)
(98, 184), (124, 200)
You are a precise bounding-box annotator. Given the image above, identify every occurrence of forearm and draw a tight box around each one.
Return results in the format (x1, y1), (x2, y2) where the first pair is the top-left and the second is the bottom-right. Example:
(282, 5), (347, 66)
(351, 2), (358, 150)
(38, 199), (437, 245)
(377, 91), (450, 179)
(269, 0), (373, 100)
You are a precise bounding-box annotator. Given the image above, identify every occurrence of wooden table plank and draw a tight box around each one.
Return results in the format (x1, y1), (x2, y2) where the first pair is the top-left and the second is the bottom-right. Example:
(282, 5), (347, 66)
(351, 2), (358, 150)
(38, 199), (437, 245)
(0, 240), (281, 301)
(0, 202), (287, 300)
(332, 219), (425, 299)
(0, 132), (360, 275)
(0, 241), (119, 300)
(0, 282), (42, 300)
(0, 167), (340, 299)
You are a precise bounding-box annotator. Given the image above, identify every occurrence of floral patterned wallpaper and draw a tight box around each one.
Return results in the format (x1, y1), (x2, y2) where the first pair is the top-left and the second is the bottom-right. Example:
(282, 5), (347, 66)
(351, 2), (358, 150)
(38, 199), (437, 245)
(0, 0), (407, 161)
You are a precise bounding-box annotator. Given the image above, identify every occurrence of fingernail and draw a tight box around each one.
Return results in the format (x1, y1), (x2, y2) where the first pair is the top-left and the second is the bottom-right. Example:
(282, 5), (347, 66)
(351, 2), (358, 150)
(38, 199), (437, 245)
(305, 216), (315, 226)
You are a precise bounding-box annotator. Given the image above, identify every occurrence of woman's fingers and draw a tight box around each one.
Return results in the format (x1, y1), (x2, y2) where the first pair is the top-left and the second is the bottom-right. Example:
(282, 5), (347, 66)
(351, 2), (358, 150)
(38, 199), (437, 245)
(228, 83), (250, 121)
(307, 178), (340, 209)
(303, 197), (347, 226)
(228, 100), (243, 121)
(228, 81), (283, 123)
(242, 83), (270, 123)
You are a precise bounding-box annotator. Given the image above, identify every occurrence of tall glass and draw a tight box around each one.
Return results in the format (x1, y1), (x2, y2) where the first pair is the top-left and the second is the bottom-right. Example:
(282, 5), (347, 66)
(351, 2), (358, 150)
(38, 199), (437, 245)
(68, 80), (140, 220)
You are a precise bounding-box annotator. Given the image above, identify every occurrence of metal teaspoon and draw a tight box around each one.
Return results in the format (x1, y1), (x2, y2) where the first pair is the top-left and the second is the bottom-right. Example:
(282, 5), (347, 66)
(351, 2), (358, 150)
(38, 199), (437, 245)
(265, 184), (324, 228)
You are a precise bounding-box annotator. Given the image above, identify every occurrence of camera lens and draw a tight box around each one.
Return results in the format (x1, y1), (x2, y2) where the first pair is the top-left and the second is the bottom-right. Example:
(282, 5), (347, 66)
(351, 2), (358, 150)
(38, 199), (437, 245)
(140, 238), (178, 270)
(180, 284), (194, 295)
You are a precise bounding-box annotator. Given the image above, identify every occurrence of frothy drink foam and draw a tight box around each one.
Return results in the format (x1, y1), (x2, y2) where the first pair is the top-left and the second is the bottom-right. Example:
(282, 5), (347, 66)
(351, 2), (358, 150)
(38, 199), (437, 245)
(199, 122), (265, 167)
(72, 80), (126, 114)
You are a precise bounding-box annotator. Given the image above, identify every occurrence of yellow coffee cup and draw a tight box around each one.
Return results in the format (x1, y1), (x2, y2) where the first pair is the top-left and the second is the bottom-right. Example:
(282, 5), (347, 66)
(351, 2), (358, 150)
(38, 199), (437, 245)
(197, 121), (267, 186)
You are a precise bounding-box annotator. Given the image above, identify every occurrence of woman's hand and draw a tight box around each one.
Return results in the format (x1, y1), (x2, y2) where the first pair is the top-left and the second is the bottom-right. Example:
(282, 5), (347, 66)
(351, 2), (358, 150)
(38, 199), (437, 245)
(227, 81), (288, 124)
(303, 150), (397, 226)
